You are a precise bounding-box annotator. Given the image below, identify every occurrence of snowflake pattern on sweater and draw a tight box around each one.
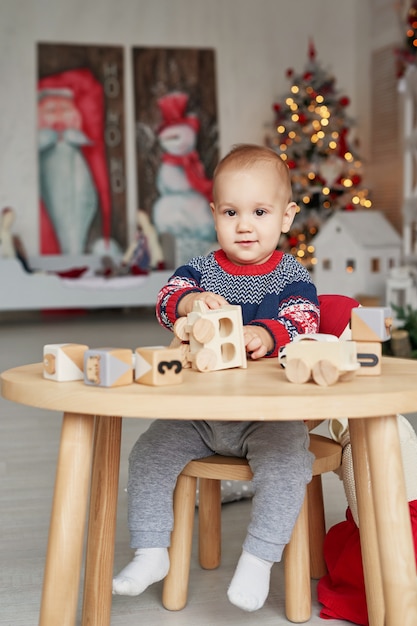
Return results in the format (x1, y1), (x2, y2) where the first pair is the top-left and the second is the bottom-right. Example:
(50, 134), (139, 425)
(156, 249), (319, 357)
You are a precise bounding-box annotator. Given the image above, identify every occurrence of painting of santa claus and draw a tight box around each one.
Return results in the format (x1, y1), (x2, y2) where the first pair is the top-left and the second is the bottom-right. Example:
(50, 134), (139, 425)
(37, 43), (126, 256)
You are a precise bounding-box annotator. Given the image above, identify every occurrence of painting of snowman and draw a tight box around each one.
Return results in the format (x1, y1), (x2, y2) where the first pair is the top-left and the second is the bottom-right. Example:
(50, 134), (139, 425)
(132, 47), (219, 268)
(152, 91), (216, 265)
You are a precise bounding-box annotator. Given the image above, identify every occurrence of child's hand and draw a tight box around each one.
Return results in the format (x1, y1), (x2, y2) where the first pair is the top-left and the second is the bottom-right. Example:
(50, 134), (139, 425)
(243, 326), (273, 360)
(178, 291), (228, 316)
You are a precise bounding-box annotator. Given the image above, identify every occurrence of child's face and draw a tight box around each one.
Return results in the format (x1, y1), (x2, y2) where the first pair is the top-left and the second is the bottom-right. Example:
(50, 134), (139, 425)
(210, 162), (296, 265)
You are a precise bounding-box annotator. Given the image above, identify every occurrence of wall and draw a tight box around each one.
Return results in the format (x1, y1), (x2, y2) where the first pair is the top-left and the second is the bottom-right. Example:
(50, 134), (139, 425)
(1, 0), (365, 255)
(365, 0), (405, 233)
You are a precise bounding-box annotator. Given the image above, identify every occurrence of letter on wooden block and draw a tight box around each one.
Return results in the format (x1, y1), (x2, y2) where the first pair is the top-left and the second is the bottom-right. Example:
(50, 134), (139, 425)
(351, 307), (392, 342)
(134, 347), (183, 386)
(356, 342), (382, 376)
(43, 343), (89, 381)
(84, 348), (133, 387)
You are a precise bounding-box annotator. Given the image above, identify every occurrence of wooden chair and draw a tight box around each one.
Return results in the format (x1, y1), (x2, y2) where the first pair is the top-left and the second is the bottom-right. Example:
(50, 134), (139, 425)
(162, 432), (342, 622)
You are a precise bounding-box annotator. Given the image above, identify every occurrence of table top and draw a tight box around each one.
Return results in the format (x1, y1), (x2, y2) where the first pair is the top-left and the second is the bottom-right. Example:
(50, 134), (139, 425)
(2, 357), (417, 421)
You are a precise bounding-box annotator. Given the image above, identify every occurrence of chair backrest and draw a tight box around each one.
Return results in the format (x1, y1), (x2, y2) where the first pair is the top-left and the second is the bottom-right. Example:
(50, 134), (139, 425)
(318, 294), (360, 338)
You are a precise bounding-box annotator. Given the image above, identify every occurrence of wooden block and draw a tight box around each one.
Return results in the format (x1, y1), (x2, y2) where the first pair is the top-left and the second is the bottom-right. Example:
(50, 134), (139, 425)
(351, 307), (392, 342)
(356, 342), (382, 375)
(43, 343), (89, 381)
(134, 347), (183, 386)
(84, 348), (133, 387)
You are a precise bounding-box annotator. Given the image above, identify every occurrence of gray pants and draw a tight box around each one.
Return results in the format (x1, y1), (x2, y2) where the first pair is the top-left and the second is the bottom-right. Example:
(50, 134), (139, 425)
(127, 419), (313, 562)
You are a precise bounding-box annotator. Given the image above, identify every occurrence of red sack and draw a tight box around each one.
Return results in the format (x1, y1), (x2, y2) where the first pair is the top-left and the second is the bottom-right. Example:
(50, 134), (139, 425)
(317, 502), (417, 625)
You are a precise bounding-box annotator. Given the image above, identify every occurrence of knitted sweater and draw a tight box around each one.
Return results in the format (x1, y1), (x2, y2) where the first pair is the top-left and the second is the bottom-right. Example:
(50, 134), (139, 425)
(156, 249), (319, 358)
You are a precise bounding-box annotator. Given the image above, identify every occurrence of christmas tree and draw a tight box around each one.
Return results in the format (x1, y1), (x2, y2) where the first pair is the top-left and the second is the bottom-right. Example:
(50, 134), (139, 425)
(265, 41), (372, 269)
(395, 1), (417, 77)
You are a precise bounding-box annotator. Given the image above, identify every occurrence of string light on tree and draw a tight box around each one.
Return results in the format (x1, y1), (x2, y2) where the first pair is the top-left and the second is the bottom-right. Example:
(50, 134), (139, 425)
(265, 41), (372, 269)
(395, 1), (417, 76)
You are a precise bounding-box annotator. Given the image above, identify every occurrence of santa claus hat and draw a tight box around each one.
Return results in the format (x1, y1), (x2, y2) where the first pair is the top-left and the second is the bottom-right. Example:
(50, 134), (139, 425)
(157, 91), (199, 133)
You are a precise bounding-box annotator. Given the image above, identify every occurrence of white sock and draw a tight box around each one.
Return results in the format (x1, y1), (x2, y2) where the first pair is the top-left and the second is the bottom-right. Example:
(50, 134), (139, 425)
(227, 550), (273, 612)
(112, 547), (170, 596)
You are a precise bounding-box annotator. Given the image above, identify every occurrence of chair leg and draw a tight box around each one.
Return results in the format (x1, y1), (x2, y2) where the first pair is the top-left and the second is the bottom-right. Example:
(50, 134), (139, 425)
(162, 473), (197, 611)
(198, 478), (222, 569)
(284, 494), (311, 623)
(307, 475), (327, 579)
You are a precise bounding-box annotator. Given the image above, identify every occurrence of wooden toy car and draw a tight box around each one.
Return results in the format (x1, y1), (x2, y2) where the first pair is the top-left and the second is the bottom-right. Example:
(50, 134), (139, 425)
(173, 301), (247, 372)
(279, 334), (360, 386)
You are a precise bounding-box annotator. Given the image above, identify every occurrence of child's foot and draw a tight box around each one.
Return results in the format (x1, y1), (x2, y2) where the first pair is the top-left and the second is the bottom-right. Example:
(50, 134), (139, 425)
(112, 547), (170, 596)
(227, 550), (273, 612)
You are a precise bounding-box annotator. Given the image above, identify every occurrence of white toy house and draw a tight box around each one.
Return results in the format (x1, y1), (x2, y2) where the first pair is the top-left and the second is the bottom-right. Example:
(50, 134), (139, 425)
(311, 211), (402, 302)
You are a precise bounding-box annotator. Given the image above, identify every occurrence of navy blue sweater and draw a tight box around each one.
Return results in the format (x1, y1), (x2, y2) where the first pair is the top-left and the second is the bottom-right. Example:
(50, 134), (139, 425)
(156, 249), (319, 357)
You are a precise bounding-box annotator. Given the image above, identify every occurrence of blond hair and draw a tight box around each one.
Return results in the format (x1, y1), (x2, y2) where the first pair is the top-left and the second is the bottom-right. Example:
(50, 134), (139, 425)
(212, 143), (292, 203)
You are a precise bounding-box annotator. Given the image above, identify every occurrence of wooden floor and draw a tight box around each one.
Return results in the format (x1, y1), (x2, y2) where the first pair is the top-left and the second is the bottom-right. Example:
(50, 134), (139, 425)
(2, 307), (409, 625)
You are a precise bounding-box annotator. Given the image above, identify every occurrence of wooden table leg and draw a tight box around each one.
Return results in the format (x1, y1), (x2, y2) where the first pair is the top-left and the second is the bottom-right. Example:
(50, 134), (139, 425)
(39, 412), (95, 626)
(349, 419), (384, 626)
(365, 415), (417, 626)
(82, 415), (122, 626)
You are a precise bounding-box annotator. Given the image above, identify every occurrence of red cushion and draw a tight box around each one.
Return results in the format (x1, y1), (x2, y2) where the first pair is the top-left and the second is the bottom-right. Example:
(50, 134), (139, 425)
(319, 294), (360, 338)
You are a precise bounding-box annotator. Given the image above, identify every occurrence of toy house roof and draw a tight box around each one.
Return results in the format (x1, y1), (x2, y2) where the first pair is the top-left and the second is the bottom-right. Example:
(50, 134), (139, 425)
(312, 211), (402, 249)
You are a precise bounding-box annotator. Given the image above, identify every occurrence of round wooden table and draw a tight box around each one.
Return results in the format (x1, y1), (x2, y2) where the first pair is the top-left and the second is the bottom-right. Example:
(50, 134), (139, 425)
(2, 357), (417, 626)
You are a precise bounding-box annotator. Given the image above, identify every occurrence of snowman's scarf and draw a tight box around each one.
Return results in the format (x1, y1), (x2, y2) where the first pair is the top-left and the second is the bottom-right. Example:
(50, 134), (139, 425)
(162, 151), (213, 202)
